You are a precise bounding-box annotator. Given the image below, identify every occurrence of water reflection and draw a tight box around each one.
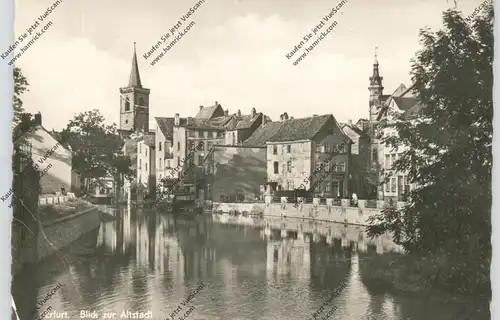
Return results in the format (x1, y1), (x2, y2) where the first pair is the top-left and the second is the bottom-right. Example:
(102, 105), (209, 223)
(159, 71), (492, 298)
(12, 208), (465, 320)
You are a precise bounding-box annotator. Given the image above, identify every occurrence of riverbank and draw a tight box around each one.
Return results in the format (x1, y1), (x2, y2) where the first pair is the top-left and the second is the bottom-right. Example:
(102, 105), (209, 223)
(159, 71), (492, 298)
(358, 252), (490, 316)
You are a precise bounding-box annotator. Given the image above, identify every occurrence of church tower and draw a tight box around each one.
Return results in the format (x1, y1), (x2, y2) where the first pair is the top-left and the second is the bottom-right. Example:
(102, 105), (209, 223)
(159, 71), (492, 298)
(119, 43), (150, 134)
(368, 48), (384, 124)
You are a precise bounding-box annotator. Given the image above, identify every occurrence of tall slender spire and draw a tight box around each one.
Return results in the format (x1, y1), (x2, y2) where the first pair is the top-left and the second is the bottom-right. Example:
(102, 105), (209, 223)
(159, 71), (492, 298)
(369, 47), (382, 87)
(128, 42), (142, 88)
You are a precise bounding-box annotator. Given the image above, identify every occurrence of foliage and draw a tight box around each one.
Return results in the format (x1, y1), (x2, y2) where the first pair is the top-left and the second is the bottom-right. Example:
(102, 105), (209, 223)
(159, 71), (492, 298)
(367, 7), (492, 297)
(58, 109), (134, 193)
(12, 67), (29, 127)
(39, 198), (94, 223)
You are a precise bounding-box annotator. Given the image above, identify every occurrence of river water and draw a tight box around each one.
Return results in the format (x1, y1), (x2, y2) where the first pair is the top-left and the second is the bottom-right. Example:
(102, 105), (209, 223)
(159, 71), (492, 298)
(13, 206), (475, 320)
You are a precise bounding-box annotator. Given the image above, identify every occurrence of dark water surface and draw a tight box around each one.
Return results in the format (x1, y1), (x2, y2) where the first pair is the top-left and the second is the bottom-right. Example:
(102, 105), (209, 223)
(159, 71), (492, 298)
(13, 207), (470, 320)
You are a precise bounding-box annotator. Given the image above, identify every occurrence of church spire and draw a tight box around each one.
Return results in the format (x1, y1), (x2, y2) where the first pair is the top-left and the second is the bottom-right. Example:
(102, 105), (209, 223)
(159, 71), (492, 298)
(128, 42), (142, 88)
(369, 47), (382, 87)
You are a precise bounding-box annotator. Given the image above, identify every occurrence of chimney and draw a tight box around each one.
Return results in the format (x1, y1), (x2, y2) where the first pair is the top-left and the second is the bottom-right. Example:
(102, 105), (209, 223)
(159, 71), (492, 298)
(237, 109), (241, 116)
(224, 109), (229, 116)
(34, 112), (42, 126)
(283, 112), (289, 120)
(215, 101), (219, 107)
(262, 115), (267, 126)
(199, 105), (203, 111)
(174, 113), (180, 126)
(348, 119), (353, 126)
(279, 114), (284, 121)
(251, 107), (256, 118)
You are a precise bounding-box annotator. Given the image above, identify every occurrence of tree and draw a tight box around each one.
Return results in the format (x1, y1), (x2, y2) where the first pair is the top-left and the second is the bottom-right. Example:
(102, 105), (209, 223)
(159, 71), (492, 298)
(367, 6), (492, 296)
(59, 109), (133, 194)
(12, 67), (29, 127)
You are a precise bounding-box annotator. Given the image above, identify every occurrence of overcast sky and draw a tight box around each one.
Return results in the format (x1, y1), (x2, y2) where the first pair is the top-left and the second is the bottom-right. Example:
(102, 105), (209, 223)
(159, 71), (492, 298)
(13, 0), (484, 131)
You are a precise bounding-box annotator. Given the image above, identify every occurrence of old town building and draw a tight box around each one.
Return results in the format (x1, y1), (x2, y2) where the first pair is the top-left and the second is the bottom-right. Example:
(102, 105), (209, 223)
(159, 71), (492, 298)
(340, 121), (373, 198)
(136, 132), (156, 198)
(376, 84), (423, 201)
(245, 113), (352, 198)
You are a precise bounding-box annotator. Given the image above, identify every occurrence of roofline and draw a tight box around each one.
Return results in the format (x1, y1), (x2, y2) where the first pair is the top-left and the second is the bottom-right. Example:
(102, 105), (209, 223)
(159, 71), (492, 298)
(266, 139), (311, 144)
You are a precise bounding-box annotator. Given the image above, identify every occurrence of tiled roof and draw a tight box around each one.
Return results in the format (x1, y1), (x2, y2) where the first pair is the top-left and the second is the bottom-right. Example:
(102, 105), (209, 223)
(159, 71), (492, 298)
(267, 114), (332, 142)
(243, 114), (336, 145)
(242, 122), (283, 147)
(402, 103), (424, 119)
(393, 97), (418, 111)
(155, 117), (174, 139)
(341, 123), (369, 137)
(195, 104), (224, 119)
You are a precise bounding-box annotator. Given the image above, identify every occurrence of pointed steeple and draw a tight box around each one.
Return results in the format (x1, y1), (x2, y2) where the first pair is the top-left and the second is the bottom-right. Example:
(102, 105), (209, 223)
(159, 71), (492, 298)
(369, 47), (383, 87)
(128, 42), (142, 88)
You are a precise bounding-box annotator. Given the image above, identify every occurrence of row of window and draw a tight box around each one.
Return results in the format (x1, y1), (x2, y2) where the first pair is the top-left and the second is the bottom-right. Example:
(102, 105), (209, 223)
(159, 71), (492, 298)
(384, 175), (409, 193)
(188, 140), (214, 151)
(272, 145), (292, 155)
(188, 130), (223, 139)
(316, 144), (346, 154)
(272, 161), (346, 174)
(281, 180), (344, 193)
(270, 144), (346, 155)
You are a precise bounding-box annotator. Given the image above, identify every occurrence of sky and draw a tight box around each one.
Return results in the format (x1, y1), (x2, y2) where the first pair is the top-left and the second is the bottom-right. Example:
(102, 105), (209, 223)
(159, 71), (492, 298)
(12, 0), (485, 131)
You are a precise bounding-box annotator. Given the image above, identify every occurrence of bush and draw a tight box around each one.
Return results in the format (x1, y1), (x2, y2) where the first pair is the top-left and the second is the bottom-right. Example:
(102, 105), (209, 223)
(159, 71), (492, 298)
(38, 198), (94, 223)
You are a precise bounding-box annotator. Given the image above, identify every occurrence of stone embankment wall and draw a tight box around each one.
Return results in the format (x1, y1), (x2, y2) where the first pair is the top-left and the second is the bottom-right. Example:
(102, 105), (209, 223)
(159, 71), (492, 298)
(211, 198), (407, 226)
(37, 207), (101, 261)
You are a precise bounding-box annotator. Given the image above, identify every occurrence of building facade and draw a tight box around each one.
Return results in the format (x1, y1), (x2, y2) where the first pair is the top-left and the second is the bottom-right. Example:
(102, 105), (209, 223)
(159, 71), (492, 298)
(376, 85), (423, 201)
(15, 113), (75, 194)
(154, 117), (175, 184)
(253, 113), (351, 198)
(136, 133), (156, 197)
(341, 121), (373, 198)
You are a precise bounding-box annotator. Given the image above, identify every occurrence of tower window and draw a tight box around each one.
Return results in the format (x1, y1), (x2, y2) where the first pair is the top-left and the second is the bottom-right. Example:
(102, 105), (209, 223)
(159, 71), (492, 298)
(159, 142), (162, 151)
(125, 120), (128, 124)
(124, 98), (130, 111)
(139, 97), (145, 107)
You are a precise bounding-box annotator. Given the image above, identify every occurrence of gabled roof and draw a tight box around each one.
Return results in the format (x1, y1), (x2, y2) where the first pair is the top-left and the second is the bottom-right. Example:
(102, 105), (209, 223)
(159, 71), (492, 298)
(267, 114), (333, 142)
(155, 117), (174, 139)
(242, 122), (283, 147)
(393, 97), (418, 111)
(377, 83), (421, 121)
(341, 123), (369, 138)
(195, 104), (224, 119)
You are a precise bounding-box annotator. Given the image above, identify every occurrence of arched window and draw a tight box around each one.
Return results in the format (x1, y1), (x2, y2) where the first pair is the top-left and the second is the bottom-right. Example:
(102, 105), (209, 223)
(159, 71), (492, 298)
(159, 141), (162, 151)
(124, 97), (130, 111)
(139, 97), (145, 107)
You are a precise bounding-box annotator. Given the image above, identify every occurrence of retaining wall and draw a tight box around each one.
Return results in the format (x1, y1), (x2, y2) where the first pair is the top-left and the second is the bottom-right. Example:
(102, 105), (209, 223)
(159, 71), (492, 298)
(211, 198), (407, 226)
(37, 207), (101, 260)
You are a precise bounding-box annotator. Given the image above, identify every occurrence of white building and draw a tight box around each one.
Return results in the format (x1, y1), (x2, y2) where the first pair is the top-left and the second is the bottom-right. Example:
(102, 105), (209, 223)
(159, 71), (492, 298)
(376, 84), (423, 201)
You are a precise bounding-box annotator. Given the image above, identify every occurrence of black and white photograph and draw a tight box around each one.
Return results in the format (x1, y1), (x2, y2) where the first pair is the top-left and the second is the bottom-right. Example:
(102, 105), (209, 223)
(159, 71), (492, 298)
(6, 0), (493, 319)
